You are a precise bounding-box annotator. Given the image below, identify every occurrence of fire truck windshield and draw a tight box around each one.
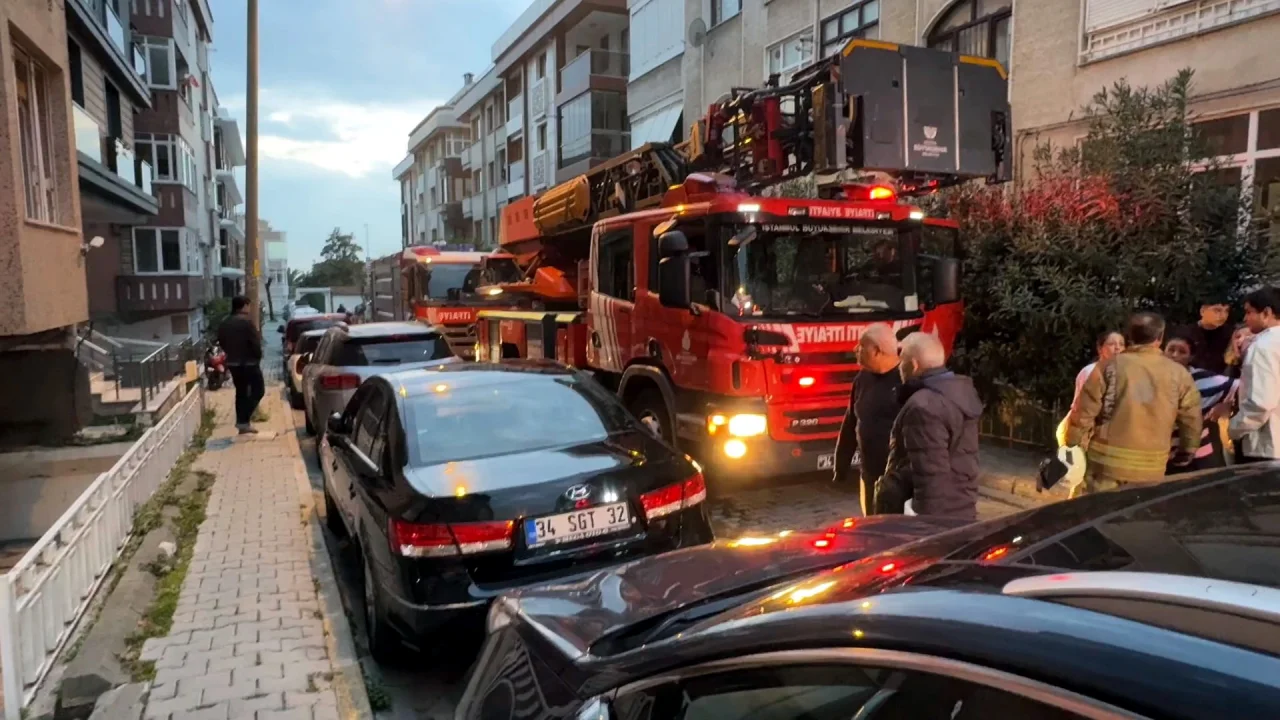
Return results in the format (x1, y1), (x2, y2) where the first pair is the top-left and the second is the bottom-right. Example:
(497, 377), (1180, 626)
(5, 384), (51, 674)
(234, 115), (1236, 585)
(422, 263), (482, 300)
(724, 222), (909, 318)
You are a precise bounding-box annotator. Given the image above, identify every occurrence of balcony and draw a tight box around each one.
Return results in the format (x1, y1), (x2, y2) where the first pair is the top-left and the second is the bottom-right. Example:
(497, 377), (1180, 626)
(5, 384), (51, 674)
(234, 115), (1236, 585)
(507, 94), (524, 137)
(489, 126), (506, 149)
(215, 109), (246, 166)
(216, 168), (243, 206)
(507, 159), (526, 199)
(116, 275), (207, 314)
(557, 131), (630, 184)
(220, 208), (245, 239)
(67, 0), (150, 104)
(462, 195), (477, 219)
(74, 104), (157, 215)
(558, 51), (630, 105)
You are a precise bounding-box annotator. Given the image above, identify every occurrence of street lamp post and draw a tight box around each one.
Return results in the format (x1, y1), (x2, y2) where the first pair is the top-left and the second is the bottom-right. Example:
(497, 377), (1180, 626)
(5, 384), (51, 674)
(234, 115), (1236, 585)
(245, 0), (260, 327)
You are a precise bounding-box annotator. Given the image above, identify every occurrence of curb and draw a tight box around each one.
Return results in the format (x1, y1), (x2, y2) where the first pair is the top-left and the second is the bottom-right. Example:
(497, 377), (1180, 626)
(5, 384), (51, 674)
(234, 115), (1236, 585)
(282, 390), (375, 720)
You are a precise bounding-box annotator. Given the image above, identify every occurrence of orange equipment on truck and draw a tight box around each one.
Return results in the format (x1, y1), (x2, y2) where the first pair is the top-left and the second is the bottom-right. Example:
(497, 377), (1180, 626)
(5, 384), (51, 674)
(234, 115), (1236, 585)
(369, 246), (521, 360)
(474, 40), (1010, 479)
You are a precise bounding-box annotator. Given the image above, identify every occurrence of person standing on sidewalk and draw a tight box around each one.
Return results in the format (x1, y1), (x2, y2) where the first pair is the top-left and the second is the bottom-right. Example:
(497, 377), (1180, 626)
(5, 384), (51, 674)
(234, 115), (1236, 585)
(216, 295), (265, 434)
(1228, 287), (1280, 462)
(1066, 312), (1201, 493)
(875, 333), (983, 520)
(1187, 298), (1234, 375)
(832, 324), (902, 516)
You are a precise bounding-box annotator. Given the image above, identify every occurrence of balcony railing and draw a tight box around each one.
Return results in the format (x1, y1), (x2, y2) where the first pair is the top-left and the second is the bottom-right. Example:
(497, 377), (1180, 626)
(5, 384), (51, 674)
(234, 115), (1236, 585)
(132, 45), (146, 77)
(560, 50), (631, 95)
(507, 159), (526, 198)
(95, 0), (128, 58)
(560, 130), (630, 169)
(507, 94), (524, 136)
(117, 275), (207, 313)
(72, 104), (102, 163)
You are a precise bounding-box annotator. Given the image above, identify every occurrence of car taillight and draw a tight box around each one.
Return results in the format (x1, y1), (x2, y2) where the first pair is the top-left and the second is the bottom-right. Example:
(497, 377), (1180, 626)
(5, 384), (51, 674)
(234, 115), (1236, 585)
(388, 518), (513, 557)
(319, 373), (360, 390)
(640, 472), (707, 520)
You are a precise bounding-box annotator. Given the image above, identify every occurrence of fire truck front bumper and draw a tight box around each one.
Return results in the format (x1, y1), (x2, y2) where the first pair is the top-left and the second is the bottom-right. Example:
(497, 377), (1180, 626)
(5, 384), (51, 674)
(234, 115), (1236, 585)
(686, 434), (839, 481)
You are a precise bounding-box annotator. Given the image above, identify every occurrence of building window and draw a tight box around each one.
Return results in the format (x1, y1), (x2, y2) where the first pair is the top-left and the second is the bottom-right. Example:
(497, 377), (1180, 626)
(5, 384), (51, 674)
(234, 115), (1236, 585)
(766, 32), (814, 85)
(926, 0), (1011, 69)
(1192, 108), (1280, 247)
(69, 40), (85, 106)
(536, 123), (547, 153)
(139, 37), (175, 88)
(821, 1), (880, 57)
(137, 133), (198, 189)
(536, 53), (547, 81)
(711, 0), (741, 26)
(134, 228), (187, 273)
(14, 47), (59, 223)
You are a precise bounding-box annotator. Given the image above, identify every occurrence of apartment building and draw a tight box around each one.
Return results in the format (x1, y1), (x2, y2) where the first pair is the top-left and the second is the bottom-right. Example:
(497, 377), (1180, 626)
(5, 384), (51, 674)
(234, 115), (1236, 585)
(393, 79), (474, 247)
(1, 0), (92, 440)
(95, 0), (245, 343)
(454, 67), (509, 248)
(492, 0), (630, 195)
(259, 219), (290, 320)
(627, 0), (685, 148)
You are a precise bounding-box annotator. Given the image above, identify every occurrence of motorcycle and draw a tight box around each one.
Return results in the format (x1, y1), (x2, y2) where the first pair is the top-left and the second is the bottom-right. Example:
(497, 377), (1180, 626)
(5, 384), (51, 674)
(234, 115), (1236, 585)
(205, 344), (228, 390)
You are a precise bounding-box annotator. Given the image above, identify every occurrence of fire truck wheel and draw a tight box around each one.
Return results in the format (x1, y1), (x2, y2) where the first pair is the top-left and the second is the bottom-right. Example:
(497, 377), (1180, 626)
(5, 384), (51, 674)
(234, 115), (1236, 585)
(631, 390), (673, 444)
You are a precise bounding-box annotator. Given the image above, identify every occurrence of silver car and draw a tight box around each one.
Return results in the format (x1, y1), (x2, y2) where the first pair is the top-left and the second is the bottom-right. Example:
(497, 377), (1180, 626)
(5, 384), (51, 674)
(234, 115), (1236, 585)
(300, 322), (456, 435)
(287, 329), (327, 409)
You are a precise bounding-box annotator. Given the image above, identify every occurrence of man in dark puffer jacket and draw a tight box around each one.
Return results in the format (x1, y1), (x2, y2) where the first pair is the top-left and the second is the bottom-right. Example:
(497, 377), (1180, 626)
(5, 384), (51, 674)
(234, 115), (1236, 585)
(875, 332), (983, 520)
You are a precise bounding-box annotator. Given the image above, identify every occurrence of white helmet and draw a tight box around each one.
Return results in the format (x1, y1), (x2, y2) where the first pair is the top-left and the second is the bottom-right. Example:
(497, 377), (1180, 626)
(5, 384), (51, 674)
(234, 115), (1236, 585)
(1038, 445), (1086, 492)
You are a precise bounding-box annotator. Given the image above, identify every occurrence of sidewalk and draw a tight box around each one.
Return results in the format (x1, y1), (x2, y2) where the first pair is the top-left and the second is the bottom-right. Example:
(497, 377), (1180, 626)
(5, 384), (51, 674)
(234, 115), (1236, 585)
(137, 387), (359, 720)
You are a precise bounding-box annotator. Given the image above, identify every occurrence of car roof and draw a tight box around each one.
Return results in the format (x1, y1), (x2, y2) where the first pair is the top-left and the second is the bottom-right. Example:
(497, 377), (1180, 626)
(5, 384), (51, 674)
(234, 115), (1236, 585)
(380, 360), (575, 398)
(288, 313), (344, 325)
(337, 321), (439, 338)
(299, 329), (328, 339)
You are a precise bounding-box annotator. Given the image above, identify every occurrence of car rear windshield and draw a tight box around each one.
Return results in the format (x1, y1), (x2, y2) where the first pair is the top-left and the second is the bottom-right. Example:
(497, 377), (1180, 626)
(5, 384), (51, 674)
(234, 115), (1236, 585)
(406, 376), (632, 465)
(331, 334), (452, 366)
(289, 319), (342, 342)
(296, 334), (324, 355)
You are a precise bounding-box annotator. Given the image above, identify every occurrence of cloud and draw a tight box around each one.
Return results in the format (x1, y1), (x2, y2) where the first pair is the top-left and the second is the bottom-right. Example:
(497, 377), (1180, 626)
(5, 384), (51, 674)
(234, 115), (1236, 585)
(219, 89), (442, 178)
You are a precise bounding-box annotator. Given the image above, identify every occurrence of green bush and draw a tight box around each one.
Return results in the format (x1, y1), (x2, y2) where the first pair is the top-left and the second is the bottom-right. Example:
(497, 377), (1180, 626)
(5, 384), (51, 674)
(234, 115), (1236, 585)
(946, 69), (1275, 409)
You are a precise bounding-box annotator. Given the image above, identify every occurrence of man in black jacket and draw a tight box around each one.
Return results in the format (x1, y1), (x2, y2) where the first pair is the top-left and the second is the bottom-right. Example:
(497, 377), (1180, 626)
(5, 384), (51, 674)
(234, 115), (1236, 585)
(832, 324), (901, 515)
(876, 332), (983, 520)
(216, 295), (264, 434)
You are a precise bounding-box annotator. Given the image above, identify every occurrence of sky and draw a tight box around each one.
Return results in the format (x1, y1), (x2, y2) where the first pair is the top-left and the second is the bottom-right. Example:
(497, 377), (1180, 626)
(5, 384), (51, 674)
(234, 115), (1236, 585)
(207, 0), (530, 272)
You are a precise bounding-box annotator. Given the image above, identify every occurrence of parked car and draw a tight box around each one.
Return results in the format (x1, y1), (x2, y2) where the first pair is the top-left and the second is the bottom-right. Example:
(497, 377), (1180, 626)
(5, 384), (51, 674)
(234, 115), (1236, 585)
(278, 313), (345, 359)
(457, 466), (1280, 720)
(318, 360), (716, 662)
(301, 321), (455, 435)
(286, 329), (326, 409)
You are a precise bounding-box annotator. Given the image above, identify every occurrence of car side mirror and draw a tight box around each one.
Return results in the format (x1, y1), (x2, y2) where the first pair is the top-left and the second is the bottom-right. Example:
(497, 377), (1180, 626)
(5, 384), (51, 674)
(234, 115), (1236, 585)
(326, 412), (348, 436)
(931, 256), (960, 305)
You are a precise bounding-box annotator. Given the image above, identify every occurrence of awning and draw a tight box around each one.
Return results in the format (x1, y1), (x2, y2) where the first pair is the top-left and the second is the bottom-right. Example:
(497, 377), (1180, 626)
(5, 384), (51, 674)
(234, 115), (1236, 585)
(629, 102), (683, 149)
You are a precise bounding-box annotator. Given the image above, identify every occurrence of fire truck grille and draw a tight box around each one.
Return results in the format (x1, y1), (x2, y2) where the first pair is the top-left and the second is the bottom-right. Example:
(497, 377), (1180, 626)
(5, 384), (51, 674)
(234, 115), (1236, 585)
(779, 406), (846, 437)
(441, 325), (477, 361)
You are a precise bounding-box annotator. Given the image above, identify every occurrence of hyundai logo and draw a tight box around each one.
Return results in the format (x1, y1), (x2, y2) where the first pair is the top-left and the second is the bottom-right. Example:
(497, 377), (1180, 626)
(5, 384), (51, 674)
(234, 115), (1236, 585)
(564, 484), (592, 502)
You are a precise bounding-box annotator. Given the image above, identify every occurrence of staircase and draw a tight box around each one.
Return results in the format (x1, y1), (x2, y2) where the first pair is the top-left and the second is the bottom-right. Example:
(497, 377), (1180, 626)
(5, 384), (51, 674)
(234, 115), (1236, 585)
(79, 333), (196, 425)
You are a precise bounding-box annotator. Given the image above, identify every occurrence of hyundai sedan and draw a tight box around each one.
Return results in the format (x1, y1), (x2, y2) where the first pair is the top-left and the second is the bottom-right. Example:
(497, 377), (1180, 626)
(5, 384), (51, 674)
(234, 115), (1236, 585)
(318, 360), (715, 662)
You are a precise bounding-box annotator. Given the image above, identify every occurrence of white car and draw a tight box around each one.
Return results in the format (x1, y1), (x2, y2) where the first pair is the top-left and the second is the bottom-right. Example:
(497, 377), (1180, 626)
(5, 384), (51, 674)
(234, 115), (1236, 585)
(287, 329), (327, 409)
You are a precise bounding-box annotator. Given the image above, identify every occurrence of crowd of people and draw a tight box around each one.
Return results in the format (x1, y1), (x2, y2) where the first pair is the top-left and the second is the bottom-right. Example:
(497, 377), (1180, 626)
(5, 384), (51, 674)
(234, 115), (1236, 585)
(832, 286), (1280, 519)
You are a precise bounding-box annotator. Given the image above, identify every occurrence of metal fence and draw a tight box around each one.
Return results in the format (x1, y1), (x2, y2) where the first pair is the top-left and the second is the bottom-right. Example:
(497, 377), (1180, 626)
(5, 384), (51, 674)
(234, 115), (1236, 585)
(0, 386), (204, 720)
(101, 339), (206, 408)
(979, 386), (1064, 450)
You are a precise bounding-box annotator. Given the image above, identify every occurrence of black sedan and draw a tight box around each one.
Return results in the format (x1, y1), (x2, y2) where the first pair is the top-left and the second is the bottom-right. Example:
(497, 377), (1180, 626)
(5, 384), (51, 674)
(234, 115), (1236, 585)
(318, 360), (715, 662)
(457, 465), (1280, 720)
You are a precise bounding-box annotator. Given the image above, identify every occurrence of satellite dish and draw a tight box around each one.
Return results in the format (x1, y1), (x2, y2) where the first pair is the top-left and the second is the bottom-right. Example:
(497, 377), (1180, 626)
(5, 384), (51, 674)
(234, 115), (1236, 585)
(687, 17), (707, 48)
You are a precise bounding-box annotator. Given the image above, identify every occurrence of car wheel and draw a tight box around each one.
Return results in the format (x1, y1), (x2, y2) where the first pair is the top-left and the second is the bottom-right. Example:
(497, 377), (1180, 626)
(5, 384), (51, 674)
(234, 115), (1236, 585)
(305, 407), (316, 436)
(289, 387), (305, 410)
(361, 548), (404, 665)
(630, 390), (674, 445)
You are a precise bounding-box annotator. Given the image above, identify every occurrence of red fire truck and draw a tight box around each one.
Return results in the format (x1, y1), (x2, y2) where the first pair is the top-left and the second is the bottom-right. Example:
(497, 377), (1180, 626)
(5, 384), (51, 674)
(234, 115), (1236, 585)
(474, 40), (1010, 478)
(368, 246), (521, 360)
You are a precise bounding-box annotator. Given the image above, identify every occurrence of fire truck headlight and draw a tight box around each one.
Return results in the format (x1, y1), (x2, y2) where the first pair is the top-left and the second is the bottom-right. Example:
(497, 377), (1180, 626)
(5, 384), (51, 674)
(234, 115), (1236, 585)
(727, 414), (767, 437)
(724, 439), (748, 459)
(909, 210), (925, 221)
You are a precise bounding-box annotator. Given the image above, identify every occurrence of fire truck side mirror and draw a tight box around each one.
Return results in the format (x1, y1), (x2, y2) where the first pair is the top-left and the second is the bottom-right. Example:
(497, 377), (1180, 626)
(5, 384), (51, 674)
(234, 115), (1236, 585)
(932, 256), (960, 305)
(657, 232), (692, 310)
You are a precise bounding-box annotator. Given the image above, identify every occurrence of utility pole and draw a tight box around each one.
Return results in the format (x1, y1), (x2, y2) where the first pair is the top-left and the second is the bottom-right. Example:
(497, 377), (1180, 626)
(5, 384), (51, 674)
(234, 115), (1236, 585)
(245, 0), (261, 327)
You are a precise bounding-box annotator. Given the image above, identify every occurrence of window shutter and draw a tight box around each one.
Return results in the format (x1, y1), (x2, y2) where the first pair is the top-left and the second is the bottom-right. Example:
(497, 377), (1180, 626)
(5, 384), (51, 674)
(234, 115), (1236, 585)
(1084, 0), (1157, 32)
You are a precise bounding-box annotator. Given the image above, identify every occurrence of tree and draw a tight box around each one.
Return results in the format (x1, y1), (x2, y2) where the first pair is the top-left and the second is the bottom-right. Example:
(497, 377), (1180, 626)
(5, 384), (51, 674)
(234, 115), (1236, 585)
(946, 69), (1275, 410)
(297, 228), (364, 289)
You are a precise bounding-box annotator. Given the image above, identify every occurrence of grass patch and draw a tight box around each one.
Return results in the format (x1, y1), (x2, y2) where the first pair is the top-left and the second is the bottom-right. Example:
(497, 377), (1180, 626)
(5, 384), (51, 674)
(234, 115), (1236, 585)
(63, 407), (216, 667)
(363, 668), (393, 713)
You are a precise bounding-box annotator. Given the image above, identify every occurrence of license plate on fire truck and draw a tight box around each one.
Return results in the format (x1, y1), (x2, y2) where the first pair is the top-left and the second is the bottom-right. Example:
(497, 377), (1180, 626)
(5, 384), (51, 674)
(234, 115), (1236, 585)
(817, 454), (836, 470)
(524, 503), (631, 548)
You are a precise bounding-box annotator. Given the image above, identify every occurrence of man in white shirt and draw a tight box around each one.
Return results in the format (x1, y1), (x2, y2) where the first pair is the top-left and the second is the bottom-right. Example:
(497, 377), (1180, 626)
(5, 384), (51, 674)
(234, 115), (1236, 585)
(1228, 287), (1280, 461)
